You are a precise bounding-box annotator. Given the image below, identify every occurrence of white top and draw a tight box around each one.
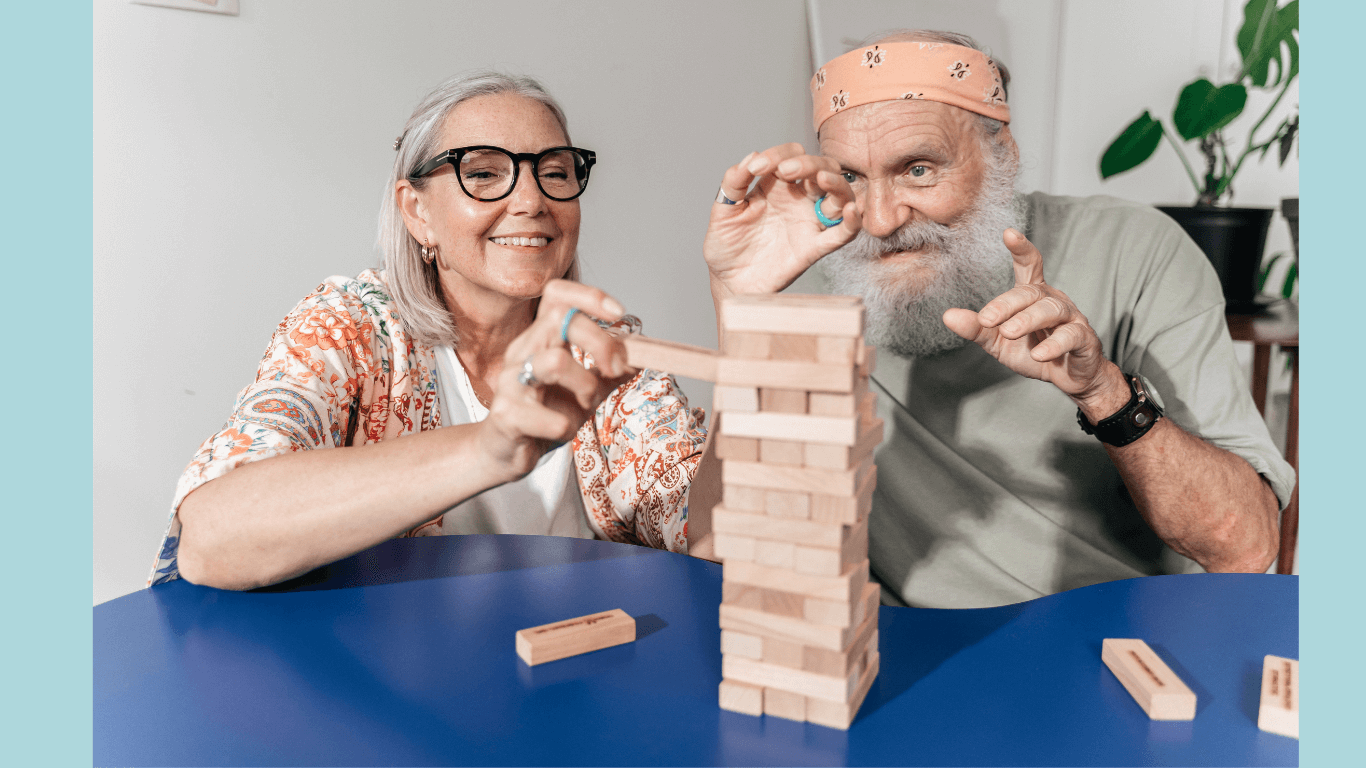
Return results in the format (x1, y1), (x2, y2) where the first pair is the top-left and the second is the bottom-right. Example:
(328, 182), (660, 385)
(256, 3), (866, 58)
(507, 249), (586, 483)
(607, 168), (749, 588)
(431, 345), (593, 539)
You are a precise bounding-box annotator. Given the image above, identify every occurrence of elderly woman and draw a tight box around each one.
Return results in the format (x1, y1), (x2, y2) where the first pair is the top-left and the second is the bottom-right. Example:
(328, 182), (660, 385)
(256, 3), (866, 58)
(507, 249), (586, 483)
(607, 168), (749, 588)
(151, 72), (707, 590)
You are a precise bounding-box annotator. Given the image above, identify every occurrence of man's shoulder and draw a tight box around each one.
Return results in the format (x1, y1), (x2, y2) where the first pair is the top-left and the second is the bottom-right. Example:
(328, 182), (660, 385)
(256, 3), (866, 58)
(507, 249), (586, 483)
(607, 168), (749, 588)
(1022, 191), (1193, 261)
(1023, 191), (1183, 231)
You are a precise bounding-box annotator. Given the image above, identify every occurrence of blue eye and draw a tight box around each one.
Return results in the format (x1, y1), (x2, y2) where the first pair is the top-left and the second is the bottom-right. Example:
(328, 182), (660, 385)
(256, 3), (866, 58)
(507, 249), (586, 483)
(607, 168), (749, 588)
(909, 166), (927, 177)
(841, 171), (857, 183)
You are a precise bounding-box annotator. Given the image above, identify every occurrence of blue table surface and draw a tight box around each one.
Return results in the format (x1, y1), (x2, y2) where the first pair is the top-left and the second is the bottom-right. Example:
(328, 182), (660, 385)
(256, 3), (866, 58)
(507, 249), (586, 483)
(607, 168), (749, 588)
(95, 535), (1298, 767)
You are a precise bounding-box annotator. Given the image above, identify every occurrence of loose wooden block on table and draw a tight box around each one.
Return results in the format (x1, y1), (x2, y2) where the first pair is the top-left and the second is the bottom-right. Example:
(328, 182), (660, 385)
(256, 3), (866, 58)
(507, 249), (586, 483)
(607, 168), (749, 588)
(622, 336), (718, 381)
(716, 358), (856, 394)
(1258, 655), (1298, 738)
(515, 609), (636, 665)
(1100, 638), (1197, 720)
(719, 679), (764, 716)
(721, 294), (864, 337)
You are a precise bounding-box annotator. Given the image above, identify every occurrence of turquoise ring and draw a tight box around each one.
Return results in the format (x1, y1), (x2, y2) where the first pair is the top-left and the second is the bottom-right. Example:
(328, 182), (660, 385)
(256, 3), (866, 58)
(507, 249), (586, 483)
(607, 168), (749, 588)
(559, 307), (581, 344)
(814, 195), (844, 228)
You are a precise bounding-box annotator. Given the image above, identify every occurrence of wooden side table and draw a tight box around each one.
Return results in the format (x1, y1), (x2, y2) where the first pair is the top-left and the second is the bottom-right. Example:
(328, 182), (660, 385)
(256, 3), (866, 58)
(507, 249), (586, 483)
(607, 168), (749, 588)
(1225, 301), (1298, 574)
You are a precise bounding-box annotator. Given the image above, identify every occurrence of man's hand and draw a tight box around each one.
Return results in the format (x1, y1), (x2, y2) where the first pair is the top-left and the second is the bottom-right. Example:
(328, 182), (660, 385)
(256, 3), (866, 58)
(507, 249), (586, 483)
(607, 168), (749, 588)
(703, 143), (862, 301)
(942, 228), (1130, 421)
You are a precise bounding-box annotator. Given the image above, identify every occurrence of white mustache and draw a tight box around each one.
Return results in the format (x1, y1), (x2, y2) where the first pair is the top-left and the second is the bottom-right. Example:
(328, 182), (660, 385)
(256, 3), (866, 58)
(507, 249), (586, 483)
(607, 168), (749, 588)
(838, 218), (953, 262)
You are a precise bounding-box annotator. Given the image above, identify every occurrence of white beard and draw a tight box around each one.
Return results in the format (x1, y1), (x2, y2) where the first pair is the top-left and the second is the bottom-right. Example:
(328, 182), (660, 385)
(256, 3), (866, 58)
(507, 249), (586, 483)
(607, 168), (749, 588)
(821, 142), (1024, 359)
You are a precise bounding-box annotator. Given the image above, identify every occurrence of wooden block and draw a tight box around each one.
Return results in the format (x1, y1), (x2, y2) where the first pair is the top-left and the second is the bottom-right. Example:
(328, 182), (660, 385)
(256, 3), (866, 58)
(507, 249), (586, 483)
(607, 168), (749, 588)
(712, 532), (756, 562)
(804, 602), (879, 676)
(808, 392), (857, 418)
(816, 336), (857, 365)
(515, 609), (636, 665)
(716, 435), (760, 462)
(770, 333), (819, 361)
(721, 294), (864, 337)
(794, 517), (870, 577)
(720, 602), (867, 652)
(722, 653), (861, 703)
(1258, 655), (1298, 739)
(623, 336), (717, 381)
(762, 636), (806, 668)
(765, 490), (811, 519)
(713, 506), (853, 548)
(723, 484), (767, 512)
(760, 388), (808, 414)
(805, 419), (883, 470)
(719, 679), (763, 716)
(721, 411), (858, 445)
(755, 539), (797, 569)
(760, 439), (804, 465)
(804, 580), (879, 631)
(859, 390), (876, 424)
(1101, 638), (1197, 720)
(724, 558), (868, 605)
(720, 629), (764, 659)
(723, 332), (772, 359)
(716, 357), (855, 394)
(723, 459), (869, 496)
(857, 345), (876, 376)
(764, 687), (807, 721)
(723, 583), (807, 619)
(714, 386), (759, 413)
(810, 465), (877, 524)
(805, 650), (880, 730)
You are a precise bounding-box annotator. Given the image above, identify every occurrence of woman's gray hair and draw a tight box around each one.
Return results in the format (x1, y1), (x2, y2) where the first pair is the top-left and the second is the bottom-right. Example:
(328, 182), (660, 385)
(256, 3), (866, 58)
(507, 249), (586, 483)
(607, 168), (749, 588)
(378, 70), (580, 348)
(851, 29), (1011, 140)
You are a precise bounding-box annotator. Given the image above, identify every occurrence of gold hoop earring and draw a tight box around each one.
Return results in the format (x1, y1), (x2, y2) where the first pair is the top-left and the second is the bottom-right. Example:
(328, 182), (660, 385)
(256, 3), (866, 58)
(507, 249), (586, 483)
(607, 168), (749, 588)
(421, 239), (438, 264)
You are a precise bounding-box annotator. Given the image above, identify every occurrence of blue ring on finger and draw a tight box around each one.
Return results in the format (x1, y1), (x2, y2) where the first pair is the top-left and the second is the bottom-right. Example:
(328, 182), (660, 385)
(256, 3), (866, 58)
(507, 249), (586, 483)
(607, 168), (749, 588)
(814, 194), (844, 228)
(559, 307), (581, 344)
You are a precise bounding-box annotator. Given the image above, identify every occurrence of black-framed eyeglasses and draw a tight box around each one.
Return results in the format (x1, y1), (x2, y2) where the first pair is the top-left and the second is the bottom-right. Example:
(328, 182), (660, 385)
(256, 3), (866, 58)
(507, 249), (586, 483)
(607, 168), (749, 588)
(409, 145), (597, 202)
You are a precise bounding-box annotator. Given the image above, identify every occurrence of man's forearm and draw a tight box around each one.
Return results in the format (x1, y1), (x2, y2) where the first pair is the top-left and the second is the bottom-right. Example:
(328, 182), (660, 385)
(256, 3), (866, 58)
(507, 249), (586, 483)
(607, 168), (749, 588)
(1103, 417), (1281, 572)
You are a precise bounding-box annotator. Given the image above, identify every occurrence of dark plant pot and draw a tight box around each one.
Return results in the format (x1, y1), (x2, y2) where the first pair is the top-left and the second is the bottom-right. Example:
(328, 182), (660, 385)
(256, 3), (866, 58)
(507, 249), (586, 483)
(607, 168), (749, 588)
(1281, 197), (1298, 259)
(1156, 205), (1274, 313)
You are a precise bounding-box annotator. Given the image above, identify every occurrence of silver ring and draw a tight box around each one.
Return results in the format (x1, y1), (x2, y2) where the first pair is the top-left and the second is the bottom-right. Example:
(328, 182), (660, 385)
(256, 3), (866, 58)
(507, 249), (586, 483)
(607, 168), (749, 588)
(517, 356), (539, 387)
(714, 187), (742, 205)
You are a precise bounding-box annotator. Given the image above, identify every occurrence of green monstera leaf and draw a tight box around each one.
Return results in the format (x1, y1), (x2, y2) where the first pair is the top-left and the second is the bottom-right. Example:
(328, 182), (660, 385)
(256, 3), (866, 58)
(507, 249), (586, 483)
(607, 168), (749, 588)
(1173, 79), (1248, 141)
(1100, 111), (1163, 179)
(1238, 0), (1298, 87)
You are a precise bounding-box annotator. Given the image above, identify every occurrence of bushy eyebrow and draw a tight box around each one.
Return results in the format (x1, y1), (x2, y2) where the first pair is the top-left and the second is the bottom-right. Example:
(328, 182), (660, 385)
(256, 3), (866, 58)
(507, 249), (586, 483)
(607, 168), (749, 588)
(837, 144), (953, 176)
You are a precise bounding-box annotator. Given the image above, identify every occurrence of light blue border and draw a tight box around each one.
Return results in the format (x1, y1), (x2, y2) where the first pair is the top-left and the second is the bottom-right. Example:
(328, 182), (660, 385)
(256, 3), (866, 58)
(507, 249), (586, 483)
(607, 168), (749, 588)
(1303, 1), (1356, 764)
(2, 1), (93, 764)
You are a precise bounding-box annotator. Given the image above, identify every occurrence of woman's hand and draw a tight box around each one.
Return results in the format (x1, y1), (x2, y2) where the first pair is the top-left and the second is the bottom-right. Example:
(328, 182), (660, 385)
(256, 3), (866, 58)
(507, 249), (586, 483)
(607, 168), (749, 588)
(477, 280), (635, 478)
(702, 143), (863, 301)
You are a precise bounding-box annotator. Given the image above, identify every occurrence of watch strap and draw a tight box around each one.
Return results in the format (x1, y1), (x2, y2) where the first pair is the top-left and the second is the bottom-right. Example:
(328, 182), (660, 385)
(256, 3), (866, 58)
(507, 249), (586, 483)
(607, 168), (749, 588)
(1077, 373), (1163, 447)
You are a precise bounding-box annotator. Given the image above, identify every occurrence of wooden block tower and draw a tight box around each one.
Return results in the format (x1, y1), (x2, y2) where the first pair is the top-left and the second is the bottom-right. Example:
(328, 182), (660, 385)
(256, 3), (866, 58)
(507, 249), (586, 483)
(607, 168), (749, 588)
(711, 294), (882, 730)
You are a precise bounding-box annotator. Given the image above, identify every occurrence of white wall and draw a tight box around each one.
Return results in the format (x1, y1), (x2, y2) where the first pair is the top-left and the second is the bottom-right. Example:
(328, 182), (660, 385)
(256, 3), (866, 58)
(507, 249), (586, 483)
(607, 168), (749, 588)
(96, 0), (1299, 603)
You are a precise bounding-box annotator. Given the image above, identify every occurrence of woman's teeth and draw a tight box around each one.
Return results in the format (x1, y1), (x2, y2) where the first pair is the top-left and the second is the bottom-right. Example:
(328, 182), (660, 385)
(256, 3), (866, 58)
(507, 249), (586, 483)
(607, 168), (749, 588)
(491, 237), (549, 247)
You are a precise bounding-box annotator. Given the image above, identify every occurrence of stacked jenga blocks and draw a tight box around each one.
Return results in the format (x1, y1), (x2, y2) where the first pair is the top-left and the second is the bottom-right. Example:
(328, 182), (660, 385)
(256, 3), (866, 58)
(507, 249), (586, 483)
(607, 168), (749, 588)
(712, 294), (883, 730)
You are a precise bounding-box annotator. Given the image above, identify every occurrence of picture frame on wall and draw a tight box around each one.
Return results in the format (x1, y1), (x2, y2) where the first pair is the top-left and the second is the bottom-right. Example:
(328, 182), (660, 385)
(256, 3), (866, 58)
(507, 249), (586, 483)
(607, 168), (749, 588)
(131, 0), (239, 15)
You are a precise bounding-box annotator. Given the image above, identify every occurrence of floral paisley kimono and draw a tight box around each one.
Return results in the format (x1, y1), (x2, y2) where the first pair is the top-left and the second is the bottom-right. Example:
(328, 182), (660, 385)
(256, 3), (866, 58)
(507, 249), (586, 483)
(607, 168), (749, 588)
(149, 269), (706, 586)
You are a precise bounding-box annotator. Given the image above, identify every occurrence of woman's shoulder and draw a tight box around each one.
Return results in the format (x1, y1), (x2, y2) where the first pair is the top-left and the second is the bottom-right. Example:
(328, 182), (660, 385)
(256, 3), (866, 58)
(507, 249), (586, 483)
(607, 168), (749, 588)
(286, 269), (413, 345)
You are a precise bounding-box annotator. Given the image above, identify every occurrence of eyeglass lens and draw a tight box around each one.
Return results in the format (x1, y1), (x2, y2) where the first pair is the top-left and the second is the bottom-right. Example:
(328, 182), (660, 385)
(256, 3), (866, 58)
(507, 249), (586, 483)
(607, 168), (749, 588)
(458, 149), (588, 201)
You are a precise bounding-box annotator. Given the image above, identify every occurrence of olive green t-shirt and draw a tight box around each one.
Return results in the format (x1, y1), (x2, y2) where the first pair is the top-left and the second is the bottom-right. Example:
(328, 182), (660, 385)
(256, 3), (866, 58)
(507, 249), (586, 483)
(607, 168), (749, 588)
(800, 192), (1295, 608)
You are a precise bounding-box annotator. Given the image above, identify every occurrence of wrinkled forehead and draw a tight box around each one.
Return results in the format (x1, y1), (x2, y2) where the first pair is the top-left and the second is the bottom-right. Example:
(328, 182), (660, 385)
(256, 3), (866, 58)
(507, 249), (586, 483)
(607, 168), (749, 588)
(818, 99), (984, 168)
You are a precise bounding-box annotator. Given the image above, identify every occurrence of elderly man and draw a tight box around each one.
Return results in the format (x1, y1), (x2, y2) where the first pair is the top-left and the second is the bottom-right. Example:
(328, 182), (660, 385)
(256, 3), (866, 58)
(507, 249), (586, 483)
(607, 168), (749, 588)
(700, 30), (1295, 608)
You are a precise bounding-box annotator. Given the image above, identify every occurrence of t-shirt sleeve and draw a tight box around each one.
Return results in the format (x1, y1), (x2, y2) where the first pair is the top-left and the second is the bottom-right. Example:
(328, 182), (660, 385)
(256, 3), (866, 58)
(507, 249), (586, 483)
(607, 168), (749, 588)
(148, 280), (382, 585)
(1112, 215), (1297, 509)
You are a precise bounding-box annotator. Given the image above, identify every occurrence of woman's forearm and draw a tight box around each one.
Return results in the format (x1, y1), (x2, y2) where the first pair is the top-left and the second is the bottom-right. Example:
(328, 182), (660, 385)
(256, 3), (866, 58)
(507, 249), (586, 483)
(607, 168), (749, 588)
(175, 423), (516, 590)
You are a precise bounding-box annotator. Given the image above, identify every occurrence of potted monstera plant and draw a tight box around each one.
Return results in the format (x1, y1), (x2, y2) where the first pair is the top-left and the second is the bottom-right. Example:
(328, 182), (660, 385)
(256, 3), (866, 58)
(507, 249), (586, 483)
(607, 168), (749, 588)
(1100, 0), (1298, 312)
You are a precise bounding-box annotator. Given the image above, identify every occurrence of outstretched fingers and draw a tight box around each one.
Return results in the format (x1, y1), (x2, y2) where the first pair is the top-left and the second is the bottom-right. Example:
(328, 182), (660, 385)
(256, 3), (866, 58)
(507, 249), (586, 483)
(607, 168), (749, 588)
(1004, 228), (1046, 286)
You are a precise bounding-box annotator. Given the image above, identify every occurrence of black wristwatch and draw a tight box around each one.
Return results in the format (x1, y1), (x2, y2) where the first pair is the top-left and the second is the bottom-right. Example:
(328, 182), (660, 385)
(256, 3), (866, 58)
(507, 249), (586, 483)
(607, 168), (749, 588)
(1077, 373), (1163, 447)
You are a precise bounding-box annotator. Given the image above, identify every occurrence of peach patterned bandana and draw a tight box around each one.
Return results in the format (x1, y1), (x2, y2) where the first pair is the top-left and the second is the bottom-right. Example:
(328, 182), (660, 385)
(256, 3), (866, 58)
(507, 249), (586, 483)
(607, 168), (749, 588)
(810, 41), (1010, 132)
